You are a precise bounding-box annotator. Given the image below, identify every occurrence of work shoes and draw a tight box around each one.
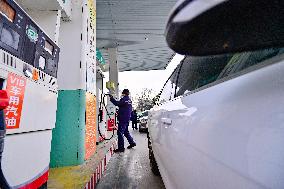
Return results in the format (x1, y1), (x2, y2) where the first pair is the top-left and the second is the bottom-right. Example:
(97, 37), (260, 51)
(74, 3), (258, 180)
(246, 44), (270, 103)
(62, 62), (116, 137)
(127, 143), (136, 149)
(114, 144), (136, 152)
(114, 148), (125, 153)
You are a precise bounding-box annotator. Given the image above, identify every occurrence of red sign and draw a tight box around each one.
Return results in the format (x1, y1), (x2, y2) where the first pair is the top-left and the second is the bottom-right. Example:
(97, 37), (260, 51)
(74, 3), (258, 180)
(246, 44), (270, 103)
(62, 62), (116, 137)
(4, 73), (26, 129)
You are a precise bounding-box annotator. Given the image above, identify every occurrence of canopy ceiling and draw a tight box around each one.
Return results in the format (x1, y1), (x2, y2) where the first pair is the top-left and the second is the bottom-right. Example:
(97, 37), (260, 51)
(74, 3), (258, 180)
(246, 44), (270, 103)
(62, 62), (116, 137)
(97, 0), (177, 71)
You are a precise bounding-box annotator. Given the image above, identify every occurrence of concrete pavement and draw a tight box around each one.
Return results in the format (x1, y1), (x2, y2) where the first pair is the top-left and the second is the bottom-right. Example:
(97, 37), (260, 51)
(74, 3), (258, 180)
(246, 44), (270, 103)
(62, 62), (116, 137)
(96, 130), (165, 189)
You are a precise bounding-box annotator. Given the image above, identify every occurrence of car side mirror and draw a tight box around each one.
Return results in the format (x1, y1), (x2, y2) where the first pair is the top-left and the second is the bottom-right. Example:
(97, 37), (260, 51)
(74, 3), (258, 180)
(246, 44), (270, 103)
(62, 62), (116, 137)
(0, 90), (9, 110)
(165, 0), (284, 56)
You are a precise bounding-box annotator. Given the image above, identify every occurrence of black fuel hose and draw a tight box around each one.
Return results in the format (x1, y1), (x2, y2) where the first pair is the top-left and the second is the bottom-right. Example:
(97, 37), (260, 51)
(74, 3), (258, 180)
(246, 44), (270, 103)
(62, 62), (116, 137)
(97, 94), (116, 141)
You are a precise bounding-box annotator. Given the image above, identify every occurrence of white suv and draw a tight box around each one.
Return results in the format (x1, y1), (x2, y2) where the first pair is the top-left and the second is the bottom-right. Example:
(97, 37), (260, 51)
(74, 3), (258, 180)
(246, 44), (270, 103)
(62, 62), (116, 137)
(148, 0), (284, 189)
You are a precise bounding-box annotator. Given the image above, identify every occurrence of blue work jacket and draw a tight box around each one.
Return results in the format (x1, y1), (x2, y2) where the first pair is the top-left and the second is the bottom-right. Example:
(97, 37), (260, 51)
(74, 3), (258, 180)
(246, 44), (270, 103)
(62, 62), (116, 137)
(110, 95), (132, 123)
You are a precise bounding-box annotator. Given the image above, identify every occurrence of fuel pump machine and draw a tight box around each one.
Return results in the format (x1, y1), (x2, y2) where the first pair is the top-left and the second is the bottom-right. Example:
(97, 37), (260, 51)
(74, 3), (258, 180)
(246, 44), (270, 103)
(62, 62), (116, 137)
(97, 87), (107, 143)
(105, 81), (117, 131)
(0, 0), (60, 188)
(96, 80), (117, 142)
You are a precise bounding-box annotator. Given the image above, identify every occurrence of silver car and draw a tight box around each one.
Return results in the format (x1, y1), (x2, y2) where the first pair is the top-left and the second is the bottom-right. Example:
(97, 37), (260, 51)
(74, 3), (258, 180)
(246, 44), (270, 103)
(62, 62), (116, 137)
(139, 110), (149, 132)
(148, 0), (284, 188)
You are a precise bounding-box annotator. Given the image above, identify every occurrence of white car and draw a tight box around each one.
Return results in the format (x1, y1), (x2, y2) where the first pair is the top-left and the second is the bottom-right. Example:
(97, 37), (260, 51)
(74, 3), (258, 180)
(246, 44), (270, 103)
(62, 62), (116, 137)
(148, 0), (284, 189)
(139, 110), (149, 132)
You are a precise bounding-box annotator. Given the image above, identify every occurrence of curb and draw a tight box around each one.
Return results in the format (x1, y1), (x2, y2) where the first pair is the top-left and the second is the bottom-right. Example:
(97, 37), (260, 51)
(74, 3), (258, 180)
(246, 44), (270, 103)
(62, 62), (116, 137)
(84, 142), (116, 189)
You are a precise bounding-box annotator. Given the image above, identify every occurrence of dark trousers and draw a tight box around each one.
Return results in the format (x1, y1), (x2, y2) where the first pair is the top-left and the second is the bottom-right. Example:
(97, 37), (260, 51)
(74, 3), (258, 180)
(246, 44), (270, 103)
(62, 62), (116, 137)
(132, 121), (137, 130)
(117, 121), (135, 150)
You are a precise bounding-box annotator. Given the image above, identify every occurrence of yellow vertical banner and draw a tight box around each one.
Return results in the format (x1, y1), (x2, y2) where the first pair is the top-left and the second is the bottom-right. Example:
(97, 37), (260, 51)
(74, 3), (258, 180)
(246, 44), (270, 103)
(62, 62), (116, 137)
(87, 0), (96, 28)
(85, 92), (97, 160)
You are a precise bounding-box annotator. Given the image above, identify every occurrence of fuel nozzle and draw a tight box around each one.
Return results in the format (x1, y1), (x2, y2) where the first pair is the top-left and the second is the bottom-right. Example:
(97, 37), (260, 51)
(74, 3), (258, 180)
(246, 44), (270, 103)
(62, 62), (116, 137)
(104, 93), (113, 99)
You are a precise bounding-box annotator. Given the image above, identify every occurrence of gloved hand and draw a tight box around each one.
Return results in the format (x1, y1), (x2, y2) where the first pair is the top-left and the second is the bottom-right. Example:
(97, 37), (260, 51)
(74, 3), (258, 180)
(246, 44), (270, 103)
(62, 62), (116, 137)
(0, 90), (9, 110)
(106, 94), (113, 99)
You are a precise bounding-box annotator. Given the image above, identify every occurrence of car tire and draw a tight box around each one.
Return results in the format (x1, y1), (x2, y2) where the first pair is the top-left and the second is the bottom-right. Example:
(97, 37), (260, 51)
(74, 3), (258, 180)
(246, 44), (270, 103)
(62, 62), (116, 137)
(147, 132), (160, 176)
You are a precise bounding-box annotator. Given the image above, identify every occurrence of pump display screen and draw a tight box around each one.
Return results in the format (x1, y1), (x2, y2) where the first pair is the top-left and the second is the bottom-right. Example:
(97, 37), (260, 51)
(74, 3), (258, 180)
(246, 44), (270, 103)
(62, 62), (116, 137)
(1, 25), (19, 50)
(45, 40), (53, 55)
(0, 0), (15, 22)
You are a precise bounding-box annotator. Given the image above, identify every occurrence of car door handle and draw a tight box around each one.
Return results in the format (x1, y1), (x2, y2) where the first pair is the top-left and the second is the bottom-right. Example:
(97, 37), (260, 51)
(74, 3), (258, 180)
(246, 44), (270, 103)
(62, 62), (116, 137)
(161, 118), (172, 125)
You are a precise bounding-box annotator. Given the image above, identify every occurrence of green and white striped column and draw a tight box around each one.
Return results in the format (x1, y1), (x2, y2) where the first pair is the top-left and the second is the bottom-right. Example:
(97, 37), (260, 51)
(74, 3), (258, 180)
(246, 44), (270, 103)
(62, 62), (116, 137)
(50, 0), (96, 167)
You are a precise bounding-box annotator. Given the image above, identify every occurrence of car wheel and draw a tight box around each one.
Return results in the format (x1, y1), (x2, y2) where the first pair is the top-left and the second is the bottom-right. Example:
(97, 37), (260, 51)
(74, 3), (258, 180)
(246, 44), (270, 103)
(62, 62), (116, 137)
(147, 132), (160, 176)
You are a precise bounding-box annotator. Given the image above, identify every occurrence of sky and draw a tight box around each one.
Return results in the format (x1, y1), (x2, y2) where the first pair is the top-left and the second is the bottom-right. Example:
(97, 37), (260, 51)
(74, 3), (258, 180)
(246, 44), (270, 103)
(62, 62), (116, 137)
(118, 54), (184, 97)
(103, 54), (184, 98)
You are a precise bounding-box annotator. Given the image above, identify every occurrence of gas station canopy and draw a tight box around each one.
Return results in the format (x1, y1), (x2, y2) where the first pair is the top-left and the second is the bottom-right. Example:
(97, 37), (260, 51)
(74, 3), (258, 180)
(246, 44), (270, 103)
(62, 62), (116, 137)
(16, 0), (71, 18)
(97, 0), (177, 72)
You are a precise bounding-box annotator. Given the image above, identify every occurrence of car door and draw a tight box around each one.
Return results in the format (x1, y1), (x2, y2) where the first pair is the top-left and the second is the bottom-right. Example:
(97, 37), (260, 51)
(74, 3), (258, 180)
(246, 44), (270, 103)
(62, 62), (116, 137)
(148, 64), (181, 186)
(160, 48), (284, 189)
(157, 54), (232, 188)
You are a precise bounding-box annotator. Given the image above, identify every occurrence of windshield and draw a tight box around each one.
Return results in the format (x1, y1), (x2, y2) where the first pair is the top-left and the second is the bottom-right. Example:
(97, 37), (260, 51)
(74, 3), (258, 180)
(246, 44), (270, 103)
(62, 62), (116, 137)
(142, 111), (149, 117)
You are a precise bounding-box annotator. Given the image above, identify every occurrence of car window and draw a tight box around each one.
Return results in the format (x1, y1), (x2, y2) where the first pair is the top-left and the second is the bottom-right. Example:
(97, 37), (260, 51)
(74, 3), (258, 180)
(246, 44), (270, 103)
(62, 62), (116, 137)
(176, 54), (232, 96)
(159, 64), (181, 104)
(174, 47), (284, 98)
(218, 48), (284, 79)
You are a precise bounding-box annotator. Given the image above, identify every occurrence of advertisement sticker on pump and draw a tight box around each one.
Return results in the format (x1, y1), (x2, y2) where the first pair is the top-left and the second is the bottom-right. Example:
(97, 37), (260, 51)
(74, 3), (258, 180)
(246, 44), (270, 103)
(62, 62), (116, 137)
(4, 73), (26, 129)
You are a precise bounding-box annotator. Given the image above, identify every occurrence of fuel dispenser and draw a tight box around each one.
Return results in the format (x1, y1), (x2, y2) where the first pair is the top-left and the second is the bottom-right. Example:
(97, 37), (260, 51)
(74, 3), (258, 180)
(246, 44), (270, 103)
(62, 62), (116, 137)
(105, 81), (117, 131)
(0, 0), (60, 188)
(96, 80), (117, 142)
(97, 88), (107, 143)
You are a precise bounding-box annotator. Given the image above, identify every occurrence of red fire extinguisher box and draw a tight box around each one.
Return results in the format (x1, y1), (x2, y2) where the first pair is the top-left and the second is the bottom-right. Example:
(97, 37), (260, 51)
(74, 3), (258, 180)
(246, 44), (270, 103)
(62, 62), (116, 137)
(107, 119), (116, 131)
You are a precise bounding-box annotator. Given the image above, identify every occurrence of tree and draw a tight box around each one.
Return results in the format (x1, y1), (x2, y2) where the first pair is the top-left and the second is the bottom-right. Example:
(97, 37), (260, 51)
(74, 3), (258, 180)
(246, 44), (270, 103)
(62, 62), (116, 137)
(152, 91), (161, 106)
(133, 88), (156, 112)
